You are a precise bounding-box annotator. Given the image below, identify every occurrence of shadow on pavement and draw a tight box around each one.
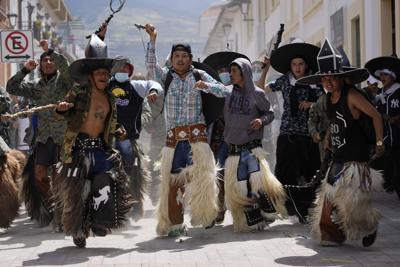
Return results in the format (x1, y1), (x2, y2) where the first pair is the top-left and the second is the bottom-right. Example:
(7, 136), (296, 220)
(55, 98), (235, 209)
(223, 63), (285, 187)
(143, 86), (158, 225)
(133, 221), (310, 253)
(22, 246), (136, 266)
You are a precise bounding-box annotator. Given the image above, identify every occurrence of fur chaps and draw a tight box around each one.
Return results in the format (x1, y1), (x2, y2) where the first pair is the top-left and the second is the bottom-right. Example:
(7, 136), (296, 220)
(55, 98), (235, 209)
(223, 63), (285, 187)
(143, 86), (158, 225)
(224, 147), (287, 232)
(310, 162), (383, 243)
(20, 149), (52, 227)
(155, 142), (219, 236)
(130, 140), (151, 215)
(54, 151), (134, 238)
(0, 150), (26, 228)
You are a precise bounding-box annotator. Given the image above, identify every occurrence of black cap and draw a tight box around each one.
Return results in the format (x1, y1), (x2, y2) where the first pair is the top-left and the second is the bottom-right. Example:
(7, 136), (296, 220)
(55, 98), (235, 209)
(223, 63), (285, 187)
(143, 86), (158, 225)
(171, 43), (192, 56)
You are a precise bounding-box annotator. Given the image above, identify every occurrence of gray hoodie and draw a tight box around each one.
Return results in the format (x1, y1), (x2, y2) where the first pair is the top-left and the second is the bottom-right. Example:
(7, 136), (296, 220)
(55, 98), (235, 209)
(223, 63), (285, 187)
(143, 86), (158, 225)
(224, 58), (274, 145)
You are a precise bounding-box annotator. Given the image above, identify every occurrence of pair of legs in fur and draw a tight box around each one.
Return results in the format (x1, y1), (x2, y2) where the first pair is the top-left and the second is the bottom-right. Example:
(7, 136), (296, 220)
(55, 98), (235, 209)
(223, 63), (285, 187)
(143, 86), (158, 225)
(57, 134), (133, 248)
(156, 140), (219, 237)
(116, 138), (150, 220)
(312, 162), (382, 247)
(25, 138), (59, 227)
(225, 146), (287, 232)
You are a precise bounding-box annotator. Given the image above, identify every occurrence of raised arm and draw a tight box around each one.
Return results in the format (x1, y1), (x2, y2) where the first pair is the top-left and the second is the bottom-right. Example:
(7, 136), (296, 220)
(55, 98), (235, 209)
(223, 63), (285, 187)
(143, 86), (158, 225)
(6, 60), (38, 99)
(144, 24), (168, 84)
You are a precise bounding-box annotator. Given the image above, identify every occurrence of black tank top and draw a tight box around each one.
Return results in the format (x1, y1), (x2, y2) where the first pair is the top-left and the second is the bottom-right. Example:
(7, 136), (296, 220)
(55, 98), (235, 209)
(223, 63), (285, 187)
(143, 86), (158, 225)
(327, 87), (370, 163)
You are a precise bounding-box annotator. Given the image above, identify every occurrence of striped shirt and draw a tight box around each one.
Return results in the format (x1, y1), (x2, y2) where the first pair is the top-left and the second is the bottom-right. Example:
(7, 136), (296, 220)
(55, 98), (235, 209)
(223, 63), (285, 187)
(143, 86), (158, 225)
(146, 41), (227, 130)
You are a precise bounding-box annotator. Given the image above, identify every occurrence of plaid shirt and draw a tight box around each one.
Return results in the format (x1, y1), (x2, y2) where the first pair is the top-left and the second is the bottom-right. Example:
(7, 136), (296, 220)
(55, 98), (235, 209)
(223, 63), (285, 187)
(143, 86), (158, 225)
(146, 41), (227, 130)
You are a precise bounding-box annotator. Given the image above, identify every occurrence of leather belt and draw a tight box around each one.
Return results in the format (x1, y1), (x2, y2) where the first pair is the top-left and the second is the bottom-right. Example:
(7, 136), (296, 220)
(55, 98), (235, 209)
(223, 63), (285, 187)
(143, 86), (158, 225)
(166, 123), (208, 148)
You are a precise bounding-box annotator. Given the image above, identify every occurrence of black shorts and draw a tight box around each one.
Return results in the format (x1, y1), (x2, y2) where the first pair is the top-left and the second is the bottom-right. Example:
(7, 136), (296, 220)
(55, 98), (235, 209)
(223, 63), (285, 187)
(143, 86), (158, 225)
(35, 138), (59, 166)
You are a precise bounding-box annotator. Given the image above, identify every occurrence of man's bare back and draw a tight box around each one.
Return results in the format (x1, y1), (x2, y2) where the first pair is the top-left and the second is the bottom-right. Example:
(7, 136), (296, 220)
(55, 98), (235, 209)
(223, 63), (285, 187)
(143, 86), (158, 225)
(80, 89), (110, 138)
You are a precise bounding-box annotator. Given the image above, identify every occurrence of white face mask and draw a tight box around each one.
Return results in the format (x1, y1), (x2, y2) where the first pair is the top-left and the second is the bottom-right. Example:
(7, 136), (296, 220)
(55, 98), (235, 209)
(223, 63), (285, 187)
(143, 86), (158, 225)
(252, 72), (261, 82)
(219, 72), (231, 85)
(114, 72), (130, 83)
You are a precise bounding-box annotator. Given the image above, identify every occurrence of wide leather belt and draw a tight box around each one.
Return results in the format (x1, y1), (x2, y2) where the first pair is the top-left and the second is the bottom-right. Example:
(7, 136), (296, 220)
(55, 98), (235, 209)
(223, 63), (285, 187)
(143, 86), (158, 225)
(166, 123), (208, 148)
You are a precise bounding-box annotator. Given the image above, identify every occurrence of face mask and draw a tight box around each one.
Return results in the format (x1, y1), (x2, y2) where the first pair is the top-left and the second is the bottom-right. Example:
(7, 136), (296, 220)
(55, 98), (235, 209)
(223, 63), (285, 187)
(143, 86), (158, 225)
(114, 72), (130, 83)
(219, 72), (231, 85)
(252, 72), (261, 82)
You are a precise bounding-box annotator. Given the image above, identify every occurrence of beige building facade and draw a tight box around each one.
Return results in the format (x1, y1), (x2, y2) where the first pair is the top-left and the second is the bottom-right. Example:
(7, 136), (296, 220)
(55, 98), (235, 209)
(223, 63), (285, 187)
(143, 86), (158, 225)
(203, 0), (400, 68)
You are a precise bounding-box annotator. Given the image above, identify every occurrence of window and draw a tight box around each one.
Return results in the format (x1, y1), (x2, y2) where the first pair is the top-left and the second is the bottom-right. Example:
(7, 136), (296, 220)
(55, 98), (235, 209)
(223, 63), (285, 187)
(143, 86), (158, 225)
(351, 16), (361, 67)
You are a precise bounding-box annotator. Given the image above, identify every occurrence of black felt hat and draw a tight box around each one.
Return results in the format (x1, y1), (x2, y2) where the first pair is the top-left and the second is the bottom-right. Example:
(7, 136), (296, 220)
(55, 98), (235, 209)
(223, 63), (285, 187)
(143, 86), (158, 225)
(364, 56), (400, 82)
(202, 51), (250, 72)
(297, 39), (369, 85)
(68, 34), (115, 83)
(270, 42), (320, 74)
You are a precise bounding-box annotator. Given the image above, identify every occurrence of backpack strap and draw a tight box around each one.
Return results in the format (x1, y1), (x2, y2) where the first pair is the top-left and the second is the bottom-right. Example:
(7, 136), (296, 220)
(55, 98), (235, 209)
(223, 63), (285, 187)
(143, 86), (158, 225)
(160, 68), (202, 113)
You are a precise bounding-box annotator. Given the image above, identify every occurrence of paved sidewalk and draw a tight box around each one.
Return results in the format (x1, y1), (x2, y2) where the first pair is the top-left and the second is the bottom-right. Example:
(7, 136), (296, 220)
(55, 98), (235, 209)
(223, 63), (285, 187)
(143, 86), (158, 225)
(0, 192), (399, 267)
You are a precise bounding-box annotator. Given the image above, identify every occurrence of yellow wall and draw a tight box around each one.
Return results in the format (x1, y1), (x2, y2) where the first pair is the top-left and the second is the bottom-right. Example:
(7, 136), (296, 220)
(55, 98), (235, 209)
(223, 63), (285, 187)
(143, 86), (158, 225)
(346, 0), (365, 66)
(381, 0), (393, 55)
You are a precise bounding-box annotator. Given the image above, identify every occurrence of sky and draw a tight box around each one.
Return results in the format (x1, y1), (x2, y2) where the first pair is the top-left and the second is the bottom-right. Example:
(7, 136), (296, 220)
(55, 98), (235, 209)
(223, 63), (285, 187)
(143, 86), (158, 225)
(64, 0), (221, 73)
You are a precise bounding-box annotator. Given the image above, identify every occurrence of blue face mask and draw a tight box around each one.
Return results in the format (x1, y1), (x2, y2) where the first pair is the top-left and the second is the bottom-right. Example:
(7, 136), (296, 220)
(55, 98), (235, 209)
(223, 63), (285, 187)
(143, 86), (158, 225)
(219, 72), (231, 85)
(114, 72), (130, 83)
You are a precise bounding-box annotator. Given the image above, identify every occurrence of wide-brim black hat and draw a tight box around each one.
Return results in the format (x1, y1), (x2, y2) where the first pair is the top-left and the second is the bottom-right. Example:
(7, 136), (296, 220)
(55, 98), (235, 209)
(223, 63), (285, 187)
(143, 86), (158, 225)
(68, 58), (115, 83)
(192, 61), (221, 82)
(202, 51), (249, 72)
(364, 56), (400, 82)
(297, 39), (369, 85)
(270, 43), (320, 74)
(296, 68), (370, 85)
(192, 61), (224, 126)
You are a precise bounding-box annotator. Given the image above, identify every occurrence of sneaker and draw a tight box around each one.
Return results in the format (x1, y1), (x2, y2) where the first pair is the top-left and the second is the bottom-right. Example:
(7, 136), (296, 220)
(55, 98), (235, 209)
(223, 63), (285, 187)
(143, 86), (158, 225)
(362, 230), (377, 247)
(73, 237), (86, 248)
(167, 226), (187, 237)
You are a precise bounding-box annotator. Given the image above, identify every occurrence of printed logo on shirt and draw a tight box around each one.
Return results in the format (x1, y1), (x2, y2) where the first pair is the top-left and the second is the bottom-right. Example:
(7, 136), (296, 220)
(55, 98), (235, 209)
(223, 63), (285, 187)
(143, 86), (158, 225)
(391, 99), (399, 109)
(229, 94), (251, 115)
(112, 87), (130, 106)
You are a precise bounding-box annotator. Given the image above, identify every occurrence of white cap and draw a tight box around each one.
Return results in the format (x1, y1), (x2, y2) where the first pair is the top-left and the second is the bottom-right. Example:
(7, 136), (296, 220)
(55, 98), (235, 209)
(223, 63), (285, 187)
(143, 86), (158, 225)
(375, 68), (396, 79)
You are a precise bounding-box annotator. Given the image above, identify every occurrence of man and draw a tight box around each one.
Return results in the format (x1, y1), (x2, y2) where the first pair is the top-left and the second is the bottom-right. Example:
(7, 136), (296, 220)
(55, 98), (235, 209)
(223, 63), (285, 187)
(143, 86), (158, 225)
(261, 41), (322, 223)
(365, 56), (400, 198)
(223, 58), (287, 232)
(298, 39), (384, 247)
(6, 40), (72, 226)
(54, 33), (133, 248)
(202, 51), (250, 224)
(145, 23), (227, 237)
(110, 55), (163, 220)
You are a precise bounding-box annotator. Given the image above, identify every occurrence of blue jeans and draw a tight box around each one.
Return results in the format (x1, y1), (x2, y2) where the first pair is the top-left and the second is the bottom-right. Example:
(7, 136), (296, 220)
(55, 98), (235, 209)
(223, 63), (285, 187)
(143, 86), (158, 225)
(171, 141), (193, 174)
(216, 142), (229, 168)
(237, 149), (260, 181)
(116, 139), (135, 174)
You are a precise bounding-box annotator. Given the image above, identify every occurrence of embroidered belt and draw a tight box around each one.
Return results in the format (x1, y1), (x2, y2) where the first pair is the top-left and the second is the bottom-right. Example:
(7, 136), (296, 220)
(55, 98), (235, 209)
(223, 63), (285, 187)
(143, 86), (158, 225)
(75, 133), (105, 152)
(166, 123), (208, 148)
(229, 139), (262, 155)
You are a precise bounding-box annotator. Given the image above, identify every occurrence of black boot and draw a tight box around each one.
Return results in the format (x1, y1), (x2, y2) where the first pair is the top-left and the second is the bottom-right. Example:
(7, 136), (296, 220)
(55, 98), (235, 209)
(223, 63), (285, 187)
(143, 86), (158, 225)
(362, 230), (377, 247)
(73, 237), (86, 248)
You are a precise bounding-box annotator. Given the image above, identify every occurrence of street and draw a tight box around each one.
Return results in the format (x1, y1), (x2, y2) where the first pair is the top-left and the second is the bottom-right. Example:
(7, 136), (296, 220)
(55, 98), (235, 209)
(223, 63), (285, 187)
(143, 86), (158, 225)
(1, 192), (399, 267)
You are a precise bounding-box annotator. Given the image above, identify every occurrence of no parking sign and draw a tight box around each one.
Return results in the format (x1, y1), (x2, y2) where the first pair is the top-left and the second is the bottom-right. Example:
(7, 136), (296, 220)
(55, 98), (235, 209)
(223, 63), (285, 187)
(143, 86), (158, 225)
(1, 30), (34, 63)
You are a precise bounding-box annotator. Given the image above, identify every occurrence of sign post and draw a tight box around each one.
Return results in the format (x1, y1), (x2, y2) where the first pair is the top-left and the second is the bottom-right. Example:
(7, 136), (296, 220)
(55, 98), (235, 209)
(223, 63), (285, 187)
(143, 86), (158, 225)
(1, 30), (34, 63)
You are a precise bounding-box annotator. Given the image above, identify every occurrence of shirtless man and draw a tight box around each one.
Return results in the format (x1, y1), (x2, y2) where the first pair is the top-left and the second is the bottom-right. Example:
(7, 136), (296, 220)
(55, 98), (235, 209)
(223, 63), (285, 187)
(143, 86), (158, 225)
(54, 33), (133, 248)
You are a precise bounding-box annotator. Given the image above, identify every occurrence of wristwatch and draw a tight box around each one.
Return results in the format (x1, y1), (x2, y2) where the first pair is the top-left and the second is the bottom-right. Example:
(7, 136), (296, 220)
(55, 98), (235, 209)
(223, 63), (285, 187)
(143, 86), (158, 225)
(376, 140), (383, 146)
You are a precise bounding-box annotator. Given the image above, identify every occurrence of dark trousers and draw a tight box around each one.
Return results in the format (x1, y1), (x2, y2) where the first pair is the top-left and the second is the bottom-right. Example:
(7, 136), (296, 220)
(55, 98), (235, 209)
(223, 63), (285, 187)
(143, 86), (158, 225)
(275, 134), (320, 185)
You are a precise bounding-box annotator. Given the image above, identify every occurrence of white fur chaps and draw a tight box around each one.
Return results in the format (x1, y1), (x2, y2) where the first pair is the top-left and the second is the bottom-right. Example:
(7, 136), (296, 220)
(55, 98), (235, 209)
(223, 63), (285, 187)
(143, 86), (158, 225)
(224, 147), (287, 232)
(155, 142), (219, 236)
(310, 162), (383, 242)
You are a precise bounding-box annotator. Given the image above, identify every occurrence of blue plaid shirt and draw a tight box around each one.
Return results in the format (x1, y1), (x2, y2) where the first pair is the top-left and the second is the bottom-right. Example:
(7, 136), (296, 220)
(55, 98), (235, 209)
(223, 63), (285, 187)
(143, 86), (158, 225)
(146, 41), (227, 130)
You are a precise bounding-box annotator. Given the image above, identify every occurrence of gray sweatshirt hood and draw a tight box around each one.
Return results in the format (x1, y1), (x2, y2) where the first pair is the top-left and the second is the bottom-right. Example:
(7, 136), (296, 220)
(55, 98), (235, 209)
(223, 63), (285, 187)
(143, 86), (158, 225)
(230, 58), (255, 94)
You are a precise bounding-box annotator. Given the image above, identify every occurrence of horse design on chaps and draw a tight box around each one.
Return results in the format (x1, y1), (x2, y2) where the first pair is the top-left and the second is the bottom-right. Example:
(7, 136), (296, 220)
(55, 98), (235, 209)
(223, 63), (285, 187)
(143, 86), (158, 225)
(93, 185), (110, 210)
